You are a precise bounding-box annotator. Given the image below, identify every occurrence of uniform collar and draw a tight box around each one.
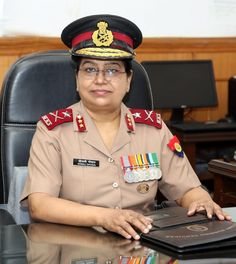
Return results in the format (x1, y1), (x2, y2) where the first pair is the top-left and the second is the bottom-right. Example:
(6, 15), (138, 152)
(72, 101), (136, 133)
(72, 101), (135, 155)
(112, 104), (135, 153)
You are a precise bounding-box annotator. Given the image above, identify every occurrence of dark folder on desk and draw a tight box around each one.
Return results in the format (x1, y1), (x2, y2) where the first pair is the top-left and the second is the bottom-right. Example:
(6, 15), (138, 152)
(141, 206), (236, 254)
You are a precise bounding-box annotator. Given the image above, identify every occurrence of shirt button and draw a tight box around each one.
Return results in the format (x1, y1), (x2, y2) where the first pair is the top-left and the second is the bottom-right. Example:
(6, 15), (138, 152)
(112, 182), (119, 188)
(108, 157), (114, 163)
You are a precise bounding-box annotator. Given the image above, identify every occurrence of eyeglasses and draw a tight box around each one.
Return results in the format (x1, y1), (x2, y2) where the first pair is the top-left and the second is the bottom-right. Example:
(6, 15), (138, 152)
(79, 67), (126, 80)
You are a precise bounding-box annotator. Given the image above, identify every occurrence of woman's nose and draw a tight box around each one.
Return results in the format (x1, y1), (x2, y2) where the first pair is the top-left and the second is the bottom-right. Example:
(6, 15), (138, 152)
(94, 70), (108, 83)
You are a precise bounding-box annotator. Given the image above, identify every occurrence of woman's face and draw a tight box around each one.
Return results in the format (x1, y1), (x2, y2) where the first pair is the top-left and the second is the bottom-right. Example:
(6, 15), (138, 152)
(76, 58), (132, 112)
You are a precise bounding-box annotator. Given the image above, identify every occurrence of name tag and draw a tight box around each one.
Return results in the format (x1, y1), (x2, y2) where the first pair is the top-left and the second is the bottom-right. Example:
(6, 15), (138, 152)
(73, 159), (99, 167)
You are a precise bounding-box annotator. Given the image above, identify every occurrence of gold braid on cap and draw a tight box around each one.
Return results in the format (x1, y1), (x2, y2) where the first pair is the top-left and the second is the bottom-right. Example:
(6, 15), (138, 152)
(74, 47), (133, 58)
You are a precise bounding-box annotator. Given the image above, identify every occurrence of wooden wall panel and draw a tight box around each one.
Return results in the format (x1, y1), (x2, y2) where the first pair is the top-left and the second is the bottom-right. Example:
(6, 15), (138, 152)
(0, 55), (19, 88)
(1, 36), (236, 122)
(0, 37), (64, 56)
(193, 52), (236, 80)
(216, 81), (228, 117)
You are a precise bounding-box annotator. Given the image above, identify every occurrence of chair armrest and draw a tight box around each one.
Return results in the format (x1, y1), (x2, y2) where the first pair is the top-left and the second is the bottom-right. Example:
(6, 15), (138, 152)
(0, 208), (16, 225)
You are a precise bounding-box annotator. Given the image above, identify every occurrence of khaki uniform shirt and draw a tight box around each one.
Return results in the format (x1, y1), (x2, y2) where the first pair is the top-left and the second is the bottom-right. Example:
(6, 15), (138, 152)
(21, 101), (200, 209)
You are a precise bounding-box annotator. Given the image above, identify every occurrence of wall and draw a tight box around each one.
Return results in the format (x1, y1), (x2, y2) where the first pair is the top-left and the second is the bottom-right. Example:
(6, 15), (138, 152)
(1, 36), (236, 122)
(1, 0), (236, 37)
(78, 0), (236, 38)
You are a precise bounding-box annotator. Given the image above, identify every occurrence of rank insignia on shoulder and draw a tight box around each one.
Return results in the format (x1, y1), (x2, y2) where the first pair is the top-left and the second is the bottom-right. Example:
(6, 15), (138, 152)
(129, 109), (162, 129)
(167, 135), (184, 158)
(40, 108), (73, 130)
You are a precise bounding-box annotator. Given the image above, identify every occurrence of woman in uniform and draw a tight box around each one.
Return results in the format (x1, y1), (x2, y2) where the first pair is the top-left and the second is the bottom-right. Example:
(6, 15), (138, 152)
(21, 14), (231, 240)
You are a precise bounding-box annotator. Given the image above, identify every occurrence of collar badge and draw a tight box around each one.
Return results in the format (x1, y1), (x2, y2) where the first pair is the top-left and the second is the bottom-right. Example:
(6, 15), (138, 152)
(125, 114), (134, 132)
(76, 114), (87, 132)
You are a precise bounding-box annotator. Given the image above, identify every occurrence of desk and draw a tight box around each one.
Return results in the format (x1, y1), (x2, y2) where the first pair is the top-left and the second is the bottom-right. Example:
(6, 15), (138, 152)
(208, 159), (236, 207)
(1, 208), (236, 264)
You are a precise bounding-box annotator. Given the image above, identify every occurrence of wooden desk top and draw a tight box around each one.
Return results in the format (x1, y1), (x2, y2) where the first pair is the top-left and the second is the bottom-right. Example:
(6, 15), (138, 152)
(208, 159), (236, 179)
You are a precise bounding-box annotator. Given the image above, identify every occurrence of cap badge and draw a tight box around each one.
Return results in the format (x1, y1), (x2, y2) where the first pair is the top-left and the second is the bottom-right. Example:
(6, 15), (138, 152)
(92, 21), (113, 47)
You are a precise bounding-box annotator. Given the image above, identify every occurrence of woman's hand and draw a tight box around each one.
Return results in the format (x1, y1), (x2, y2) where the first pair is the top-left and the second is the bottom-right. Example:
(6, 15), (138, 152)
(98, 208), (153, 240)
(28, 193), (152, 240)
(187, 198), (232, 221)
(177, 186), (232, 221)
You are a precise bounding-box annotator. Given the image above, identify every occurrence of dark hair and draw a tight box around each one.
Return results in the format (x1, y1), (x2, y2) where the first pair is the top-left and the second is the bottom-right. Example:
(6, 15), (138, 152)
(72, 56), (133, 75)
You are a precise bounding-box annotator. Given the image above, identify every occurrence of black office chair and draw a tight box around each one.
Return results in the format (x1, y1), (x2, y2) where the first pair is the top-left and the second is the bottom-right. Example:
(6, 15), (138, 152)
(0, 50), (153, 221)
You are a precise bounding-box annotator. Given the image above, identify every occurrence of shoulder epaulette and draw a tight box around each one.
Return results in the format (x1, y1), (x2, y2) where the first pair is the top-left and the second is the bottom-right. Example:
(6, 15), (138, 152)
(40, 108), (73, 130)
(129, 109), (162, 129)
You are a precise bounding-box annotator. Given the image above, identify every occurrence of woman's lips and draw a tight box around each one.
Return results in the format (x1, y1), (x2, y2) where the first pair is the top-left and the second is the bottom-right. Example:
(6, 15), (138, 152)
(91, 89), (112, 96)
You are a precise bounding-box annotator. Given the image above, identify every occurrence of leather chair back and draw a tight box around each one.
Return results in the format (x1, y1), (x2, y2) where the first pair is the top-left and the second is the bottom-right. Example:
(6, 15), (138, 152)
(0, 50), (153, 203)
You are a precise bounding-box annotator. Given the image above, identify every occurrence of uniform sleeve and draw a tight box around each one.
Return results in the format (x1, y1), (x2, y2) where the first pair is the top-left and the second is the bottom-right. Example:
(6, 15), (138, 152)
(20, 121), (62, 205)
(158, 122), (201, 201)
